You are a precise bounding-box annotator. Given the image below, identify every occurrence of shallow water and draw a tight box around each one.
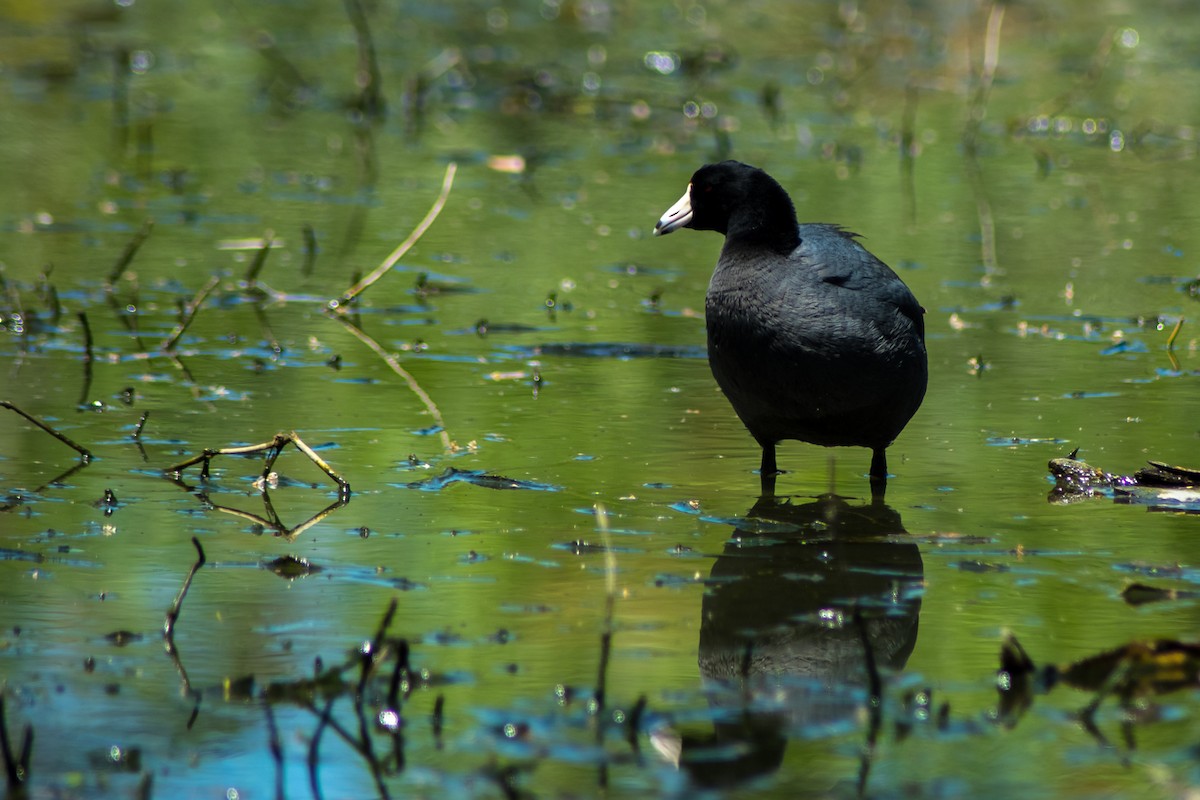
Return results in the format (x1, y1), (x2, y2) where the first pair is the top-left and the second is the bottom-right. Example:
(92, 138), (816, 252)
(2, 1), (1200, 798)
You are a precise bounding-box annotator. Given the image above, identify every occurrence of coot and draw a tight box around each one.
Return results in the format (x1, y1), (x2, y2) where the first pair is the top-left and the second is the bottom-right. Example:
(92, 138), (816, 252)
(654, 161), (927, 492)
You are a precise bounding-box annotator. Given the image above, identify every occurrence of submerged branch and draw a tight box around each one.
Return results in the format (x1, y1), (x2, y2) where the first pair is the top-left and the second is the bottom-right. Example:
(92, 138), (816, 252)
(107, 218), (154, 286)
(0, 693), (33, 790)
(1, 400), (93, 461)
(78, 311), (94, 364)
(164, 536), (207, 642)
(243, 230), (276, 289)
(329, 315), (453, 454)
(343, 0), (386, 118)
(161, 275), (220, 352)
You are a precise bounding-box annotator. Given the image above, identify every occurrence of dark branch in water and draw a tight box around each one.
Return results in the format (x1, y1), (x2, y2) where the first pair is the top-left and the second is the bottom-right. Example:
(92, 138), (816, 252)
(593, 502), (617, 794)
(359, 598), (398, 700)
(162, 537), (207, 730)
(854, 606), (884, 798)
(107, 219), (154, 286)
(165, 431), (352, 500)
(0, 461), (90, 514)
(77, 311), (96, 409)
(327, 162), (456, 310)
(174, 482), (348, 540)
(350, 599), (397, 800)
(164, 536), (206, 642)
(626, 695), (646, 758)
(78, 311), (94, 364)
(243, 230), (276, 289)
(133, 410), (150, 440)
(252, 303), (283, 357)
(0, 693), (33, 790)
(0, 400), (92, 461)
(161, 275), (220, 352)
(343, 0), (385, 118)
(308, 695), (337, 800)
(431, 694), (445, 750)
(218, 488), (345, 540)
(264, 700), (285, 800)
(37, 266), (63, 322)
(386, 639), (411, 710)
(301, 223), (318, 276)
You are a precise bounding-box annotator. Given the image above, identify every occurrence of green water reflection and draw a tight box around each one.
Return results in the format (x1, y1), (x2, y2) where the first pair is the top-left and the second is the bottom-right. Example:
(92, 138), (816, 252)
(2, 0), (1199, 797)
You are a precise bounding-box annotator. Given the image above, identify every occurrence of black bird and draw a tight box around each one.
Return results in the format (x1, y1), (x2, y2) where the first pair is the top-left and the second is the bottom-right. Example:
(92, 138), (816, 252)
(654, 161), (927, 493)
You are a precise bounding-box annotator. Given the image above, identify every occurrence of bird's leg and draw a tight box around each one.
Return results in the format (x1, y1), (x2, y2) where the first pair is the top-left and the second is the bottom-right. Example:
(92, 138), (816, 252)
(758, 443), (778, 497)
(759, 442), (777, 476)
(759, 469), (777, 498)
(869, 448), (888, 497)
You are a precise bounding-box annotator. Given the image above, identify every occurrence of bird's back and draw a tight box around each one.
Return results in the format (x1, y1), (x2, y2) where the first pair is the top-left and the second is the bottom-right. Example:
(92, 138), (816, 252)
(705, 223), (927, 450)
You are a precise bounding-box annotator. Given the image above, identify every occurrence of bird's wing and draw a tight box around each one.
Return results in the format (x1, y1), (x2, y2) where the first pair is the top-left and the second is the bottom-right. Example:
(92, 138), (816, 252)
(798, 225), (926, 336)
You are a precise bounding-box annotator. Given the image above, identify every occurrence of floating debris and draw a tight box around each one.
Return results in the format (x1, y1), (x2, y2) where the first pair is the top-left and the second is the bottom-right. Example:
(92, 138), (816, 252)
(1049, 451), (1200, 512)
(986, 435), (1069, 447)
(403, 467), (559, 492)
(1121, 582), (1200, 606)
(263, 555), (322, 580)
(104, 630), (144, 647)
(999, 631), (1200, 730)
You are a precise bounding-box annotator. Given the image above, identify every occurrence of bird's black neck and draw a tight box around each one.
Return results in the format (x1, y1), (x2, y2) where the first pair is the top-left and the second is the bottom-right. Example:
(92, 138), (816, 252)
(725, 191), (800, 255)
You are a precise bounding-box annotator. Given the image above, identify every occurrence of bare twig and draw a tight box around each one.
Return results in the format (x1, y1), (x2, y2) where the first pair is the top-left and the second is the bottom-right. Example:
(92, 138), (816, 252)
(1164, 317), (1185, 372)
(1, 400), (92, 461)
(161, 275), (220, 352)
(166, 431), (351, 499)
(107, 219), (154, 286)
(328, 162), (457, 310)
(1166, 317), (1184, 351)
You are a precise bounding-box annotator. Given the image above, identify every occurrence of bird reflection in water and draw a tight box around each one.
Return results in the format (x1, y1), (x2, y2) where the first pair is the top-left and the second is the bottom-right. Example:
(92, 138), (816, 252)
(653, 492), (924, 793)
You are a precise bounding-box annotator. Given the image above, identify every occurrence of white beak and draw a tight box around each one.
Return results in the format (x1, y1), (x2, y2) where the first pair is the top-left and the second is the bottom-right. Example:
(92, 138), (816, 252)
(654, 185), (693, 235)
